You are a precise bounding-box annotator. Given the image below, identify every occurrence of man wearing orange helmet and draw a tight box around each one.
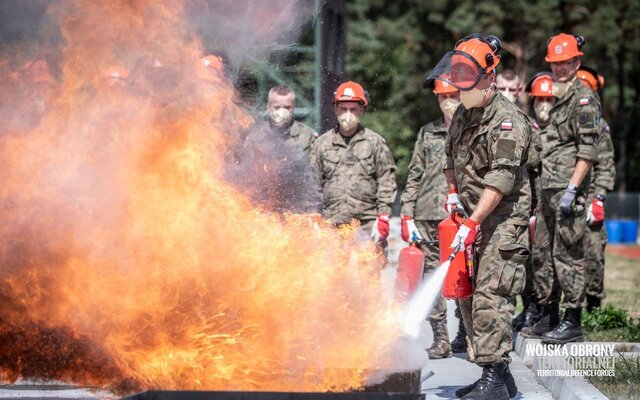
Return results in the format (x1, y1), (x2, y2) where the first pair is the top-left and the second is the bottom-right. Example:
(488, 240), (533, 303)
(400, 79), (461, 360)
(425, 33), (531, 400)
(576, 67), (615, 312)
(515, 73), (555, 333)
(310, 81), (397, 243)
(531, 33), (602, 345)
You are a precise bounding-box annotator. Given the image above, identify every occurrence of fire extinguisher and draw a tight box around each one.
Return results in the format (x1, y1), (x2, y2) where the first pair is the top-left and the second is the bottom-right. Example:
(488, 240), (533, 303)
(439, 208), (474, 299)
(395, 242), (425, 301)
(395, 237), (439, 301)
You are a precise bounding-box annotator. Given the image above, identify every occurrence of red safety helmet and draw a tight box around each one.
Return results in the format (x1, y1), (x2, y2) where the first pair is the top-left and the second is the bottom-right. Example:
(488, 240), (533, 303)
(432, 79), (459, 94)
(545, 33), (584, 63)
(577, 66), (604, 91)
(525, 72), (555, 98)
(334, 81), (368, 106)
(424, 33), (502, 91)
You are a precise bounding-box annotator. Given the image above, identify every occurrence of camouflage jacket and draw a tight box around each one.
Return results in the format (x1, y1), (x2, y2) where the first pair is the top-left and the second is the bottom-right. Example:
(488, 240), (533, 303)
(310, 125), (397, 224)
(527, 121), (543, 213)
(262, 118), (318, 158)
(540, 78), (601, 190)
(444, 92), (532, 228)
(588, 118), (616, 200)
(400, 117), (449, 221)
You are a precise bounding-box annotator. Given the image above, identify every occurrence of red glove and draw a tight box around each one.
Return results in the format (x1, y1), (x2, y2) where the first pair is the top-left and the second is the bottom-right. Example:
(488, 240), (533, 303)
(450, 218), (480, 249)
(401, 215), (423, 242)
(586, 197), (605, 225)
(371, 214), (390, 243)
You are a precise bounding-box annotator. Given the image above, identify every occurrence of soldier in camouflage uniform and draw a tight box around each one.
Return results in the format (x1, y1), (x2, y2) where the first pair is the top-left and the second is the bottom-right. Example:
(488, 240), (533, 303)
(576, 67), (616, 312)
(400, 79), (461, 359)
(514, 73), (555, 332)
(263, 85), (318, 158)
(426, 33), (530, 400)
(527, 34), (602, 344)
(310, 81), (397, 243)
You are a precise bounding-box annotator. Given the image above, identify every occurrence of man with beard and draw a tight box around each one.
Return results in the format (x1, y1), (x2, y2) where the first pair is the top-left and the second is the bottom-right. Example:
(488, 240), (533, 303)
(400, 79), (461, 360)
(310, 81), (397, 244)
(529, 34), (602, 344)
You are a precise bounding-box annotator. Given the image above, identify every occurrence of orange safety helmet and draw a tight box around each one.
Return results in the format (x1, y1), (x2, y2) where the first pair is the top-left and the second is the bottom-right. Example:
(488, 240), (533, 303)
(432, 79), (459, 94)
(424, 33), (501, 91)
(577, 66), (604, 91)
(334, 81), (368, 106)
(525, 72), (555, 97)
(545, 33), (584, 63)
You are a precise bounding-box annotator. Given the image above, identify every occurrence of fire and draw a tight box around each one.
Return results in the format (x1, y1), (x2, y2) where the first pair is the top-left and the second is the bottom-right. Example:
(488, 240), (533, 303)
(0, 0), (416, 394)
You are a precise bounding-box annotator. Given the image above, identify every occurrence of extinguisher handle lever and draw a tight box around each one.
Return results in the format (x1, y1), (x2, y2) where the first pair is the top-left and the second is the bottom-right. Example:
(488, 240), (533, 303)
(450, 207), (469, 219)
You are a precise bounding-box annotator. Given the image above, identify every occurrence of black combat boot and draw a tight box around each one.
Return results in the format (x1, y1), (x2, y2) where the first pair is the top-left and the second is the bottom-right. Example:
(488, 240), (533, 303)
(459, 361), (512, 400)
(451, 317), (467, 353)
(455, 362), (517, 398)
(513, 295), (537, 331)
(542, 308), (584, 344)
(520, 303), (559, 338)
(586, 295), (601, 313)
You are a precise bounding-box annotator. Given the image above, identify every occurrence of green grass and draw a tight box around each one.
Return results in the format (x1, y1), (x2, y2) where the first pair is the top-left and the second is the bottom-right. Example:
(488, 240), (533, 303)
(588, 354), (640, 400)
(604, 254), (640, 319)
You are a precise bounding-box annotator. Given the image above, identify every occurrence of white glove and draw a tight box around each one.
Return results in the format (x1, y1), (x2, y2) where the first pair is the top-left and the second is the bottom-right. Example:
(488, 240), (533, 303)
(446, 192), (465, 214)
(401, 216), (423, 242)
(450, 224), (471, 249)
(586, 203), (595, 225)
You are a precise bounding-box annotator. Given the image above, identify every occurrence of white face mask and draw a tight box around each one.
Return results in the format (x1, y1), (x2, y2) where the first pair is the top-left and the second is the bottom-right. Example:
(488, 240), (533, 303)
(534, 100), (553, 124)
(460, 88), (487, 109)
(338, 111), (359, 132)
(439, 98), (461, 120)
(269, 108), (293, 127)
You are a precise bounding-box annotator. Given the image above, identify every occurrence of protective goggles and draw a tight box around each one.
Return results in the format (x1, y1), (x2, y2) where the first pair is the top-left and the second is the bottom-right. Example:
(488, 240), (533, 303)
(424, 51), (493, 91)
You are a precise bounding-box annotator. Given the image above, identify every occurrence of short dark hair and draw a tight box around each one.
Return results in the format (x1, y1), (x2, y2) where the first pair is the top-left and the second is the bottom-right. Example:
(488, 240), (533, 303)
(269, 85), (294, 97)
(498, 69), (519, 82)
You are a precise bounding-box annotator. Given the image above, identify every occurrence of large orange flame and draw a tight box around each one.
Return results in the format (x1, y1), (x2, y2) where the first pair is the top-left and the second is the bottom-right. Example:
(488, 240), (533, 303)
(0, 0), (419, 394)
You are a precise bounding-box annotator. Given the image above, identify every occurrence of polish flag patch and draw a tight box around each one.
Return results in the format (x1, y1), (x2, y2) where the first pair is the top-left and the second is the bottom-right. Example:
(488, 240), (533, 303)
(579, 98), (590, 106)
(500, 121), (513, 131)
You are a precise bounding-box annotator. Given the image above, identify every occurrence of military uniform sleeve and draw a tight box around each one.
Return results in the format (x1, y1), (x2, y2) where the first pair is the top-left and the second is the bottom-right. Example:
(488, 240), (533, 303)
(443, 123), (455, 171)
(592, 122), (616, 196)
(484, 117), (531, 195)
(309, 139), (324, 187)
(374, 140), (397, 215)
(574, 93), (601, 161)
(400, 128), (426, 216)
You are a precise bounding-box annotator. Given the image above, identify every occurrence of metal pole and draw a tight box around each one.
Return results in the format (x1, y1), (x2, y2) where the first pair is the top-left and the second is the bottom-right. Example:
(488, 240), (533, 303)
(313, 0), (322, 132)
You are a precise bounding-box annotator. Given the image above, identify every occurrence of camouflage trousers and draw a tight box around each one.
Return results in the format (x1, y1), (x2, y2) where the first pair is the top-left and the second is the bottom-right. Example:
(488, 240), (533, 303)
(415, 220), (447, 321)
(533, 189), (587, 309)
(585, 222), (607, 299)
(458, 223), (529, 365)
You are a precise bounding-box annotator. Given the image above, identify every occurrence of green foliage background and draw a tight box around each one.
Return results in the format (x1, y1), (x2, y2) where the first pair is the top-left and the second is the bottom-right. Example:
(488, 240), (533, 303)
(344, 0), (640, 189)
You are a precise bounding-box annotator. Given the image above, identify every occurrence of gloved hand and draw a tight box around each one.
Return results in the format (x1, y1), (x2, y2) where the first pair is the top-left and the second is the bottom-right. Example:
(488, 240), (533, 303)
(559, 184), (577, 216)
(401, 215), (423, 242)
(586, 196), (605, 225)
(450, 218), (479, 249)
(371, 214), (390, 243)
(445, 188), (465, 214)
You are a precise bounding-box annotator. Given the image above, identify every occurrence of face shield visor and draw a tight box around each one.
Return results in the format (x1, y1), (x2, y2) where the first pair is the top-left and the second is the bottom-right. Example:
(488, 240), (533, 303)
(424, 51), (488, 91)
